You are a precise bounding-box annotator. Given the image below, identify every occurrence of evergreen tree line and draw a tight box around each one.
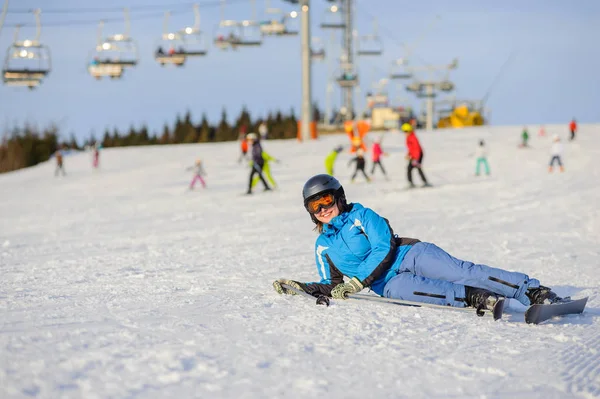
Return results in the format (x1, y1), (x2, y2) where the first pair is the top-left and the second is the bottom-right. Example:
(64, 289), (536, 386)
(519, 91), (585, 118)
(0, 107), (298, 174)
(99, 107), (298, 147)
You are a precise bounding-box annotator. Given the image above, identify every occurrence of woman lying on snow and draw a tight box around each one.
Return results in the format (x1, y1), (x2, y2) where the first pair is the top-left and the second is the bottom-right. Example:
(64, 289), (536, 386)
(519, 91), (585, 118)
(273, 174), (563, 310)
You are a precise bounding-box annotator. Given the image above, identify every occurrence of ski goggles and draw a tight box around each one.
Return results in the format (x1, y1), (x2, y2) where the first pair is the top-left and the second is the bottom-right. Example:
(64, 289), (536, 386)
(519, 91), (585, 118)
(305, 192), (337, 214)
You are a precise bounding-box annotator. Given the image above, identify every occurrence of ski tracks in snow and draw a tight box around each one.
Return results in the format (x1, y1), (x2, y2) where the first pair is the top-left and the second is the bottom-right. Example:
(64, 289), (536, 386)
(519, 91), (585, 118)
(553, 327), (600, 398)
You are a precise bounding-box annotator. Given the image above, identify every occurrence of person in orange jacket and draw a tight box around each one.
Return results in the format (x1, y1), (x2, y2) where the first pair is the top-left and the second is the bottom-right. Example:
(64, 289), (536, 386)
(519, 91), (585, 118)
(401, 123), (430, 188)
(238, 125), (249, 163)
(569, 119), (577, 141)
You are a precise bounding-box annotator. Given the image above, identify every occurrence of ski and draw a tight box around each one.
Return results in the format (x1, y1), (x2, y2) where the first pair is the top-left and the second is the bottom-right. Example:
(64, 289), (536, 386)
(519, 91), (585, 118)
(525, 297), (588, 324)
(348, 293), (505, 321)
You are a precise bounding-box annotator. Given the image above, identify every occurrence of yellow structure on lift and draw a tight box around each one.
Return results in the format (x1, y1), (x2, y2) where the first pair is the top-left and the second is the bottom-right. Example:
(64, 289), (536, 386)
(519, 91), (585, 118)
(437, 103), (485, 128)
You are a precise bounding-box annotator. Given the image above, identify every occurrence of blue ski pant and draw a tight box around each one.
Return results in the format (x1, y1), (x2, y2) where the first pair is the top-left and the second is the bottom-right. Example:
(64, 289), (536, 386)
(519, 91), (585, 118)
(383, 242), (540, 307)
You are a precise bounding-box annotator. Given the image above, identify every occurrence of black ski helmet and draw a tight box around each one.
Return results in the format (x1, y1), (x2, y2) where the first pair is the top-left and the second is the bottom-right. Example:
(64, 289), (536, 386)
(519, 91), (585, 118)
(302, 174), (347, 220)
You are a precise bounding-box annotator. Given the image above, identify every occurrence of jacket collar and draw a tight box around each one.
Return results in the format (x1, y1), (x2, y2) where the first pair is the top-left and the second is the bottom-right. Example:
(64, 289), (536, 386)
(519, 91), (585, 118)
(322, 203), (363, 235)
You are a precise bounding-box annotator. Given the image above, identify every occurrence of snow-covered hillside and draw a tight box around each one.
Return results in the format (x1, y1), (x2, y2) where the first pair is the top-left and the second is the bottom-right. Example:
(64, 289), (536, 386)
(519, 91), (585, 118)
(1, 125), (599, 399)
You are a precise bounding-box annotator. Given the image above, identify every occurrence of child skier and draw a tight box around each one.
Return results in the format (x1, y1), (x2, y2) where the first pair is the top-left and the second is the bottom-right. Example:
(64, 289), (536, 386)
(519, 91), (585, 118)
(548, 135), (564, 173)
(92, 143), (101, 169)
(402, 123), (430, 188)
(324, 146), (343, 176)
(238, 126), (249, 164)
(569, 118), (577, 141)
(252, 151), (278, 189)
(187, 159), (207, 189)
(521, 127), (529, 147)
(54, 148), (66, 177)
(370, 137), (388, 180)
(348, 148), (370, 183)
(475, 140), (490, 176)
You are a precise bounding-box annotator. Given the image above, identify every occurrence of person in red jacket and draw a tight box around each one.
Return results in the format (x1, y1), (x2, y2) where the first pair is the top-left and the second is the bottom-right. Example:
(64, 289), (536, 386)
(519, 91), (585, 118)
(569, 119), (577, 141)
(370, 137), (388, 180)
(401, 123), (430, 188)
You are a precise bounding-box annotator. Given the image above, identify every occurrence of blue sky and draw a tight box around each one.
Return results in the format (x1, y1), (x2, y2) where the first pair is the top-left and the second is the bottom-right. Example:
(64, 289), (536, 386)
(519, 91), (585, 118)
(1, 0), (598, 142)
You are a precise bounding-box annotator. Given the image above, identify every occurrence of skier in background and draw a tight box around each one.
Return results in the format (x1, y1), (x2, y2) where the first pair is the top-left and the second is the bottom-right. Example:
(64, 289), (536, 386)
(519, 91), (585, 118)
(538, 125), (546, 137)
(402, 123), (430, 188)
(520, 127), (529, 148)
(187, 158), (207, 190)
(246, 133), (271, 195)
(258, 121), (268, 141)
(569, 118), (577, 141)
(274, 174), (566, 311)
(348, 148), (370, 183)
(324, 146), (343, 176)
(548, 135), (564, 173)
(54, 147), (66, 177)
(238, 125), (249, 164)
(252, 150), (278, 189)
(92, 142), (101, 169)
(370, 137), (388, 180)
(474, 140), (490, 176)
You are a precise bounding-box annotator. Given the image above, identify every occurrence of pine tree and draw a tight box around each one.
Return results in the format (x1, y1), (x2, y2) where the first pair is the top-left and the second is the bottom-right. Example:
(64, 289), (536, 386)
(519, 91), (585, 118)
(215, 108), (231, 142)
(159, 124), (171, 145)
(198, 113), (210, 143)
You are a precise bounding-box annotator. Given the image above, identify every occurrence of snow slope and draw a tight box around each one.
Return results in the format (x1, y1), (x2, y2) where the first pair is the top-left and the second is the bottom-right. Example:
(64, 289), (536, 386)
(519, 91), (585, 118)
(1, 125), (599, 399)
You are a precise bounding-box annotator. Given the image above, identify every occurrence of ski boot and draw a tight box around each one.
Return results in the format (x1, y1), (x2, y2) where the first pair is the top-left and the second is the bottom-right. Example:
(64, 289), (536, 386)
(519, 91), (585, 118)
(465, 286), (502, 316)
(526, 285), (566, 305)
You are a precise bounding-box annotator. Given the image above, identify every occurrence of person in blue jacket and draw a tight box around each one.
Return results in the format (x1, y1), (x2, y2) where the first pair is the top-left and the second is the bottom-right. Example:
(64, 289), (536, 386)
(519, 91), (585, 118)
(273, 174), (564, 311)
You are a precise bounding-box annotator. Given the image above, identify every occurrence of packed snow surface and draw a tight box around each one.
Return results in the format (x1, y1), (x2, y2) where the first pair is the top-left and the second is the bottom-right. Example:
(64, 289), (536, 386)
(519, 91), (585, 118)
(1, 125), (599, 399)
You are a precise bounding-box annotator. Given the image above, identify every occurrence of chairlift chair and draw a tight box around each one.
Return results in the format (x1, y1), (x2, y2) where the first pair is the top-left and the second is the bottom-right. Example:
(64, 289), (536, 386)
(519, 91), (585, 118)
(310, 37), (325, 61)
(357, 19), (383, 56)
(389, 58), (411, 80)
(357, 34), (383, 56)
(88, 62), (124, 79)
(234, 20), (262, 46)
(154, 12), (187, 66)
(93, 9), (139, 69)
(177, 4), (208, 57)
(437, 80), (454, 92)
(336, 71), (358, 87)
(2, 10), (51, 87)
(311, 48), (325, 61)
(321, 4), (345, 29)
(214, 20), (240, 50)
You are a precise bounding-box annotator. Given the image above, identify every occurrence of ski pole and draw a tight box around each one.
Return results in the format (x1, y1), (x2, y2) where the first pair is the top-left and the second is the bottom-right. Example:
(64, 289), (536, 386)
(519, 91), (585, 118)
(347, 293), (503, 319)
(281, 284), (330, 306)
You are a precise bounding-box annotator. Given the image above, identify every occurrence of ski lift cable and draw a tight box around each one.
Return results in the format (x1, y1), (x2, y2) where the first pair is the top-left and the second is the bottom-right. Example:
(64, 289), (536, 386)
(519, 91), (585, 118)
(6, 0), (243, 15)
(0, 0), (9, 37)
(4, 0), (249, 28)
(480, 47), (519, 106)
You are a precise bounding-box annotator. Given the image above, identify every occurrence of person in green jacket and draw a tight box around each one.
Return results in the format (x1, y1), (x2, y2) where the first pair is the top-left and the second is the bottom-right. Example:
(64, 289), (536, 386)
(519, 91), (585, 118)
(251, 151), (279, 189)
(521, 127), (530, 148)
(325, 146), (343, 176)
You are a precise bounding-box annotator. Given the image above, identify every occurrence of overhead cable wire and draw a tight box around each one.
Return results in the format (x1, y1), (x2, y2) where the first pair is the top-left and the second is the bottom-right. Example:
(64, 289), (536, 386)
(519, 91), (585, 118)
(7, 0), (241, 14)
(4, 0), (249, 27)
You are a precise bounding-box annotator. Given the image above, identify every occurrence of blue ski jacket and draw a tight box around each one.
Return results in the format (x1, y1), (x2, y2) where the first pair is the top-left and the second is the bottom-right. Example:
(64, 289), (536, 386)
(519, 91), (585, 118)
(299, 203), (417, 297)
